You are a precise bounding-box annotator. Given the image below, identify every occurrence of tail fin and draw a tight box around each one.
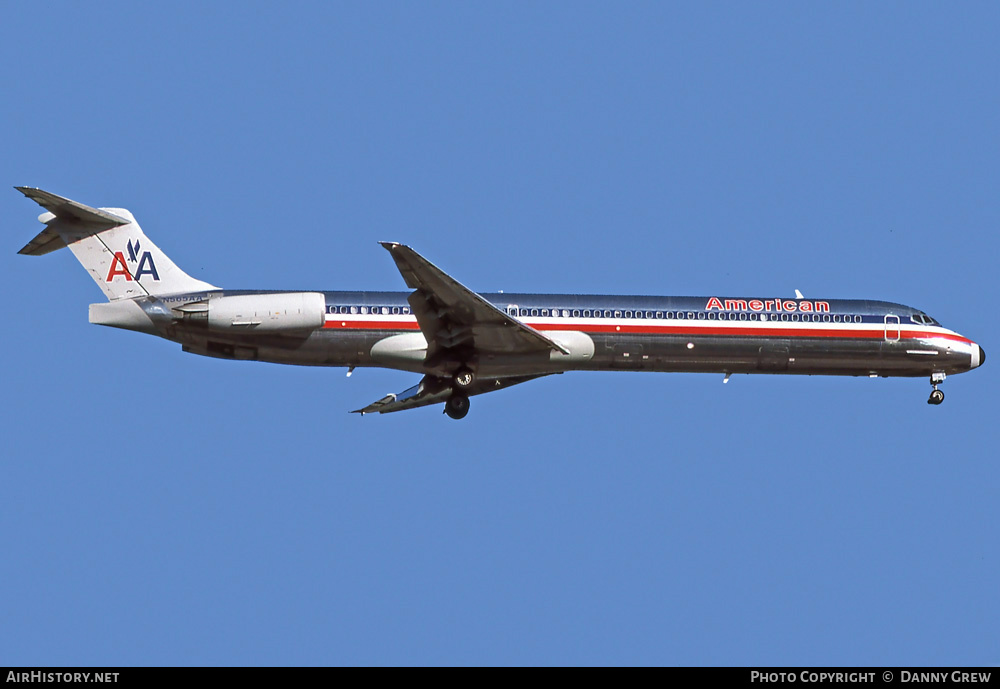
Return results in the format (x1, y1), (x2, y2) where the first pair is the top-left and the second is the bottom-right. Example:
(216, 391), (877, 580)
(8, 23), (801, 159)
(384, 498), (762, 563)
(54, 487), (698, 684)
(17, 187), (218, 300)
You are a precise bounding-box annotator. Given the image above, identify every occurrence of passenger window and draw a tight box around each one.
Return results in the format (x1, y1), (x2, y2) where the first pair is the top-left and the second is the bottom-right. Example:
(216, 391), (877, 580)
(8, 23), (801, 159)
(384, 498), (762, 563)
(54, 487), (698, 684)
(604, 310), (612, 318)
(739, 313), (747, 321)
(350, 306), (358, 314)
(572, 310), (579, 317)
(614, 310), (622, 318)
(530, 309), (538, 317)
(339, 306), (347, 314)
(813, 314), (820, 322)
(392, 306), (399, 315)
(656, 311), (663, 319)
(624, 310), (632, 318)
(381, 307), (389, 315)
(855, 315), (862, 323)
(791, 314), (799, 322)
(667, 311), (675, 319)
(583, 309), (591, 317)
(781, 314), (788, 321)
(823, 314), (831, 322)
(833, 315), (840, 323)
(402, 307), (410, 315)
(563, 309), (570, 318)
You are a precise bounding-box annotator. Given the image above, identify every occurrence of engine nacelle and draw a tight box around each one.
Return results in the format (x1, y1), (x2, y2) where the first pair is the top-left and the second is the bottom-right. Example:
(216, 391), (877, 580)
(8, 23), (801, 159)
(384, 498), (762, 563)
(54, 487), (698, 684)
(205, 292), (326, 332)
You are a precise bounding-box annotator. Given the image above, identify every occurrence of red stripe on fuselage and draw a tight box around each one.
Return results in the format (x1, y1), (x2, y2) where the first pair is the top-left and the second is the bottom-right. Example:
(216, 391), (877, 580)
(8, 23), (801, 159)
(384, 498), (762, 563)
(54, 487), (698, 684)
(321, 318), (973, 344)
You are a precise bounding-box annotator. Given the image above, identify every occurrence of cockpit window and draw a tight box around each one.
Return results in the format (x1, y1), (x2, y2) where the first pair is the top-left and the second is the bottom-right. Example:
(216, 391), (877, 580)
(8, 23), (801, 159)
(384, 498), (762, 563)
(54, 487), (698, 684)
(911, 313), (938, 325)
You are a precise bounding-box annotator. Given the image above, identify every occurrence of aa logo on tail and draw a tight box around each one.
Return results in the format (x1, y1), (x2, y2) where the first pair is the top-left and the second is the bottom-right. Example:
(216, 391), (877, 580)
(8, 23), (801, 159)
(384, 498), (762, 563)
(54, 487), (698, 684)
(106, 239), (160, 282)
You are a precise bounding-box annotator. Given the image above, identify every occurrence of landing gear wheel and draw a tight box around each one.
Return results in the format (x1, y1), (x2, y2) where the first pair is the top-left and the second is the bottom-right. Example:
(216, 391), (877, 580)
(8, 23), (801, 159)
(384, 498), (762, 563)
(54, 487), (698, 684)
(445, 394), (470, 420)
(928, 373), (946, 405)
(453, 367), (475, 389)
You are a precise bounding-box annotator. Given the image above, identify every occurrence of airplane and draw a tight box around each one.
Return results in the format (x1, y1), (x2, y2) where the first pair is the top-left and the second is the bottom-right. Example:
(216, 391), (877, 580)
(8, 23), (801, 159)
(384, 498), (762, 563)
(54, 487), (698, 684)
(16, 187), (985, 418)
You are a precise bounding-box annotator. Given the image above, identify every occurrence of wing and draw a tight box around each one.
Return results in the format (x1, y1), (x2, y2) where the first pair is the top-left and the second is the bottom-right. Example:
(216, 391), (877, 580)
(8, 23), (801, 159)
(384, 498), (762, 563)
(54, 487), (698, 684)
(379, 242), (568, 372)
(352, 373), (553, 415)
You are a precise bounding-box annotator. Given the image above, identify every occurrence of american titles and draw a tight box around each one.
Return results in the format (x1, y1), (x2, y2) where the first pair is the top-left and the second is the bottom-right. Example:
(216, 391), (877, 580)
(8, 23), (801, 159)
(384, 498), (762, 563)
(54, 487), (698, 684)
(706, 297), (830, 313)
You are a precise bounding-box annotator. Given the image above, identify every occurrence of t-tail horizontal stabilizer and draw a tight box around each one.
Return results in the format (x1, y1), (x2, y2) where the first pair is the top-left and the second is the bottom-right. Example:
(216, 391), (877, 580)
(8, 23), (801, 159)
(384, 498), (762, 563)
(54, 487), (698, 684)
(16, 187), (218, 300)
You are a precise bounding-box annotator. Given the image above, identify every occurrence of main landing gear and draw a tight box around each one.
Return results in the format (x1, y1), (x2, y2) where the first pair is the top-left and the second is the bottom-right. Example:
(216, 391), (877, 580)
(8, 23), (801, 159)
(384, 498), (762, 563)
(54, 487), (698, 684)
(445, 393), (470, 419)
(444, 366), (475, 419)
(928, 372), (946, 405)
(453, 367), (475, 390)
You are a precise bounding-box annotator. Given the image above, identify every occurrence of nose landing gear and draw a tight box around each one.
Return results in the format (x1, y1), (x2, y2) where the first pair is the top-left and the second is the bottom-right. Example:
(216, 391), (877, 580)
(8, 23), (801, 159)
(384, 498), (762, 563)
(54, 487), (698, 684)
(927, 372), (946, 405)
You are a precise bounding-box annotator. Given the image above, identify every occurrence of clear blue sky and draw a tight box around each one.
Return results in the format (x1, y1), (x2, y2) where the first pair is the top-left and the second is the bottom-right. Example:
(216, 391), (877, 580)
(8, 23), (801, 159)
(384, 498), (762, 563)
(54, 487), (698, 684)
(2, 2), (998, 666)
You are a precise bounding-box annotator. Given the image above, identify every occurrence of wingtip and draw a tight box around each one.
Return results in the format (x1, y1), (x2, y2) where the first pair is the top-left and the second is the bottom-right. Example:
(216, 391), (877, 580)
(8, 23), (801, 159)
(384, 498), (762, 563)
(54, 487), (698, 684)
(379, 241), (402, 251)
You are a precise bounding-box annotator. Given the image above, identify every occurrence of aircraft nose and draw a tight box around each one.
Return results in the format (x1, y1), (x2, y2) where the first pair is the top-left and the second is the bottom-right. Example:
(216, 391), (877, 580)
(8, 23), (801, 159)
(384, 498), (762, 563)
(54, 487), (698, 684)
(971, 344), (985, 369)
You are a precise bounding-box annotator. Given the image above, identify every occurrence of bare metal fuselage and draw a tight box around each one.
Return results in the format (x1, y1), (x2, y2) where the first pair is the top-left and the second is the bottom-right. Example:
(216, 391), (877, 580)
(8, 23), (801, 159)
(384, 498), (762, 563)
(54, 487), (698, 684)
(108, 290), (982, 381)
